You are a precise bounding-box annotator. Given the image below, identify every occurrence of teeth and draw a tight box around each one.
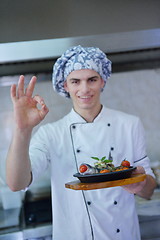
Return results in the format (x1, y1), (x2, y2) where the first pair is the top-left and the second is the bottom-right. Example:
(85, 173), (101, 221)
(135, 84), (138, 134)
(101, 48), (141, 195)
(80, 96), (90, 99)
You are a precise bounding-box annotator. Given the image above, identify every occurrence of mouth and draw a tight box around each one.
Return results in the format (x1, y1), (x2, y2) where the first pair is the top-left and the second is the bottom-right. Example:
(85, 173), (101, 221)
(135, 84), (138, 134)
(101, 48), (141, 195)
(79, 95), (92, 99)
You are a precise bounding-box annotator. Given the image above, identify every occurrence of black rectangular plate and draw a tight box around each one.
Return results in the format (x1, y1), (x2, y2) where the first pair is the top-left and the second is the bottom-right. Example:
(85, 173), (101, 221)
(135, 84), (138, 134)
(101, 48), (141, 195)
(73, 167), (136, 183)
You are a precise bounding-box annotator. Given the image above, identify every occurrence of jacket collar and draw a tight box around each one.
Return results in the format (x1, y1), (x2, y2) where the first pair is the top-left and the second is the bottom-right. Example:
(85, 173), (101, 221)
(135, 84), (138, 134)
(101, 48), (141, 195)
(68, 105), (109, 124)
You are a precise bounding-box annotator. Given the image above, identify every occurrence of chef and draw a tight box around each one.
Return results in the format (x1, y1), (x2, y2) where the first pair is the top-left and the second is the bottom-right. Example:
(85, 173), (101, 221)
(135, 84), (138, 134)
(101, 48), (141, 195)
(6, 45), (156, 240)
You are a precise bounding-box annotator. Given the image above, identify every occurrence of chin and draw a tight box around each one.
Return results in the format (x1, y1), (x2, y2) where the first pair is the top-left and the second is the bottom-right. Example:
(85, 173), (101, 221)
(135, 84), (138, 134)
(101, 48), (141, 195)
(78, 103), (94, 110)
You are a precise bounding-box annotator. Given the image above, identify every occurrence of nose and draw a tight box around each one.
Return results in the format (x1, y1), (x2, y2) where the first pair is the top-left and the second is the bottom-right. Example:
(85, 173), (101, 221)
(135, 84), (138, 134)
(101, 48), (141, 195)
(80, 82), (90, 93)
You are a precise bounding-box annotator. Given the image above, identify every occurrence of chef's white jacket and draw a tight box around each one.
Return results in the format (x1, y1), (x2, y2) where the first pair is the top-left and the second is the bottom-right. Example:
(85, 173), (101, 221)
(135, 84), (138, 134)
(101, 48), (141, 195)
(29, 106), (155, 240)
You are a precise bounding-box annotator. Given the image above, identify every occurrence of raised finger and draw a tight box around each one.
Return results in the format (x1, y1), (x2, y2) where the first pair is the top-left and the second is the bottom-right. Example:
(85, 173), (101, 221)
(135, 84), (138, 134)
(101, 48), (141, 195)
(10, 84), (17, 102)
(25, 76), (37, 97)
(17, 75), (25, 98)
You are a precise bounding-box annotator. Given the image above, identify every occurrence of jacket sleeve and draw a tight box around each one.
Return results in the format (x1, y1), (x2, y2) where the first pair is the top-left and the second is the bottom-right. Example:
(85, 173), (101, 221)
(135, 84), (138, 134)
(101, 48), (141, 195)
(133, 118), (155, 178)
(29, 125), (51, 186)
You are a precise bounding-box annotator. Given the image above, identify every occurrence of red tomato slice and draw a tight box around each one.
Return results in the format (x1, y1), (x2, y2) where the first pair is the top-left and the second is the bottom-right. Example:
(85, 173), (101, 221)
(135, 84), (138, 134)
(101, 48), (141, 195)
(79, 165), (88, 173)
(121, 160), (130, 167)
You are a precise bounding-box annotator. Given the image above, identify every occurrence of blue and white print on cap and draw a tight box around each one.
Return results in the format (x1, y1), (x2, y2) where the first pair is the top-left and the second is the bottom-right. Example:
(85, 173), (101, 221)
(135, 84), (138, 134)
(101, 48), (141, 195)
(52, 45), (112, 98)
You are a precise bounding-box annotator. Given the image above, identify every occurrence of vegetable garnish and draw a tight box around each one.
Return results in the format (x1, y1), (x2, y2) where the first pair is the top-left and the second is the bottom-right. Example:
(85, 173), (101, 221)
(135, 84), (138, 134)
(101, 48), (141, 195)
(91, 156), (113, 163)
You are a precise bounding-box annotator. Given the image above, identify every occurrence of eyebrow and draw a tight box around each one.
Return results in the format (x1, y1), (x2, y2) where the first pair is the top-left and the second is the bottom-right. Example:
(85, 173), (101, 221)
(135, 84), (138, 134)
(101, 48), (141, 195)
(69, 76), (99, 81)
(69, 78), (80, 81)
(88, 76), (99, 80)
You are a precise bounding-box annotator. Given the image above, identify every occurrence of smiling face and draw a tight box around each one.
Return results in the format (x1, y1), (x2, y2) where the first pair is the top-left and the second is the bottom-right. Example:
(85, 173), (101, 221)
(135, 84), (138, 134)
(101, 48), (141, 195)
(64, 69), (105, 117)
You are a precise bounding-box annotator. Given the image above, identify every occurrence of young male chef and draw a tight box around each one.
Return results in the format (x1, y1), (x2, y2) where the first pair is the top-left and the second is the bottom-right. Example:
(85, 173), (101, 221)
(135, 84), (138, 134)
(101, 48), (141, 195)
(6, 45), (156, 240)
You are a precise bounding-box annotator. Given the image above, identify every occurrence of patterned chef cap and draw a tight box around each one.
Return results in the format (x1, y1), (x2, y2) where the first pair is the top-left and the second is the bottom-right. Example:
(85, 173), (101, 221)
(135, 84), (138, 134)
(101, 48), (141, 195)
(52, 45), (112, 98)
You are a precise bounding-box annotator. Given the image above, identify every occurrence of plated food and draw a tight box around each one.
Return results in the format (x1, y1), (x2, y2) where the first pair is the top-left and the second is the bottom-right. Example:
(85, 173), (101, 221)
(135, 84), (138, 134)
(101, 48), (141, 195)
(79, 156), (131, 175)
(73, 156), (136, 183)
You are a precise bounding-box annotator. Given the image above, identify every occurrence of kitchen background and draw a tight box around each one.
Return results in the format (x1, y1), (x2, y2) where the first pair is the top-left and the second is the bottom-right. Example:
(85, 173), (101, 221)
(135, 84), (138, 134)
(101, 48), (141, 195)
(0, 68), (160, 192)
(0, 0), (160, 239)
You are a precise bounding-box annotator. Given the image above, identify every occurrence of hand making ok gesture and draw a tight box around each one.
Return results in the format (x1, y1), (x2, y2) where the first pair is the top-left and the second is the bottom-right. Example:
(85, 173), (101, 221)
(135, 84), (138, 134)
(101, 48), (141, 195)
(11, 75), (49, 131)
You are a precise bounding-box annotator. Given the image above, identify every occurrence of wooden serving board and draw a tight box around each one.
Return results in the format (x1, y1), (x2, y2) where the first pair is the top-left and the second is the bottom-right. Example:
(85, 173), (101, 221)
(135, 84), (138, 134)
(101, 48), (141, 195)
(65, 174), (146, 191)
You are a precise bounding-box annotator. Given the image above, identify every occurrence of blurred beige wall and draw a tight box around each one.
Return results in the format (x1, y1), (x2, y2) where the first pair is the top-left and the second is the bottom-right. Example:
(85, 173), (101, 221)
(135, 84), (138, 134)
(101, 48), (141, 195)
(0, 68), (160, 197)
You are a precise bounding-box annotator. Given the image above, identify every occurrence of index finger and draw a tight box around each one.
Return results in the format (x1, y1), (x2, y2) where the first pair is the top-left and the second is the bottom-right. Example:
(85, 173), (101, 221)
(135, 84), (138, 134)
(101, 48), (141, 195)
(25, 76), (37, 97)
(10, 84), (17, 102)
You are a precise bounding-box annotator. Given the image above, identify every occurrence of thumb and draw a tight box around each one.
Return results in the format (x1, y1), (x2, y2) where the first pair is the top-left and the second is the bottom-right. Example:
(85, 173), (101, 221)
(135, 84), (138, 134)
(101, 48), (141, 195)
(134, 166), (145, 175)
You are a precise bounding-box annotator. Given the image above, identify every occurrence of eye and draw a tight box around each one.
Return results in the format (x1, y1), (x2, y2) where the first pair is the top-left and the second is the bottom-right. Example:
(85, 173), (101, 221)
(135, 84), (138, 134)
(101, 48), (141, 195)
(89, 77), (97, 82)
(71, 79), (79, 84)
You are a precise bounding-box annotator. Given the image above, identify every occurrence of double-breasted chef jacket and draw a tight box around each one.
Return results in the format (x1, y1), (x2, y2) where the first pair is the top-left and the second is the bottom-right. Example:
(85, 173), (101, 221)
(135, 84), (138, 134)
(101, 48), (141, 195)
(29, 106), (155, 240)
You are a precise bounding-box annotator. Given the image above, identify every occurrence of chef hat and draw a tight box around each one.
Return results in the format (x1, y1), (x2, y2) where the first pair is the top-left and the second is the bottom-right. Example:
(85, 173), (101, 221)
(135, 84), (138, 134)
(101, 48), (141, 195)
(52, 45), (112, 98)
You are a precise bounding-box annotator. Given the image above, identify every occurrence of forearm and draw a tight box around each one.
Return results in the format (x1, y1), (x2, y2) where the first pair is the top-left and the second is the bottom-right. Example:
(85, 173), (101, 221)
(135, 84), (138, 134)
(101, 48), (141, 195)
(136, 175), (157, 200)
(6, 128), (33, 191)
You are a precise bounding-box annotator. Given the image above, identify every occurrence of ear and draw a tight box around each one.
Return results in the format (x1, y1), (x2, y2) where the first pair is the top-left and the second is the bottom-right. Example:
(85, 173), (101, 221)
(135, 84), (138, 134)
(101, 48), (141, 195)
(101, 78), (105, 88)
(64, 81), (68, 92)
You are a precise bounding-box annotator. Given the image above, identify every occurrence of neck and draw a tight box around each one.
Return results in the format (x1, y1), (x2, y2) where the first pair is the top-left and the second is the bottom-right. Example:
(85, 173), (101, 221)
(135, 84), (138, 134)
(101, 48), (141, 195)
(74, 104), (103, 122)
